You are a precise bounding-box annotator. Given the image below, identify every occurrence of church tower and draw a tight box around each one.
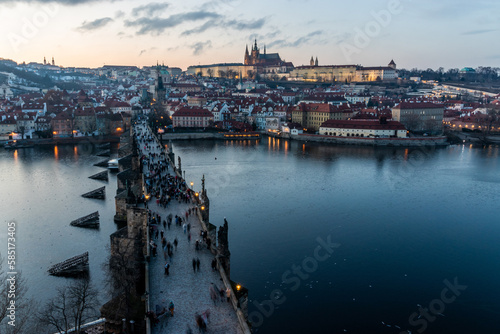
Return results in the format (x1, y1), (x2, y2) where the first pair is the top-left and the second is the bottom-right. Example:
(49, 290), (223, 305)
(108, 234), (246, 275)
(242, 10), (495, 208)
(244, 45), (250, 65)
(310, 56), (314, 66)
(388, 59), (396, 69)
(251, 39), (260, 65)
(154, 64), (166, 104)
(315, 57), (319, 67)
(52, 57), (55, 66)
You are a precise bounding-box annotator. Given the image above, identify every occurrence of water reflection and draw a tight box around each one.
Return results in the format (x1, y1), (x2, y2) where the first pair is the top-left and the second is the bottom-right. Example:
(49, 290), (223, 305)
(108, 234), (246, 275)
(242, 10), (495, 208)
(54, 145), (59, 160)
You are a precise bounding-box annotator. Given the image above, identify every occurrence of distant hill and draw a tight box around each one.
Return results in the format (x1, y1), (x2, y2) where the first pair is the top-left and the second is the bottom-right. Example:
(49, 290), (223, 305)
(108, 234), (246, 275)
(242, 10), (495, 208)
(0, 63), (54, 89)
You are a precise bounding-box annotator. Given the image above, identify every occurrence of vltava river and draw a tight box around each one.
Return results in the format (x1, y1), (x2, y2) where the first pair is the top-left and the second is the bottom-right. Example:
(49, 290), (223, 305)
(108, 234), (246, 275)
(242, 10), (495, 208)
(171, 138), (500, 334)
(1, 138), (499, 334)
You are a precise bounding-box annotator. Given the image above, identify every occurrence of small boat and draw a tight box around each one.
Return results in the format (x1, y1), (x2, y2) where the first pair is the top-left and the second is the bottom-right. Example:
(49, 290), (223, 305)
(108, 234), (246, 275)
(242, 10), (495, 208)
(108, 158), (119, 170)
(4, 140), (34, 150)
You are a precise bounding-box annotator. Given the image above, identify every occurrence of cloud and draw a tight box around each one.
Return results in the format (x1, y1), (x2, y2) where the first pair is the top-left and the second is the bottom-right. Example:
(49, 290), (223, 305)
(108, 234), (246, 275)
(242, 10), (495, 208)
(115, 10), (125, 19)
(181, 17), (267, 36)
(267, 30), (323, 48)
(77, 17), (113, 32)
(125, 11), (220, 35)
(225, 18), (266, 30)
(461, 29), (496, 35)
(190, 41), (212, 55)
(132, 2), (170, 17)
(200, 0), (239, 11)
(248, 30), (282, 42)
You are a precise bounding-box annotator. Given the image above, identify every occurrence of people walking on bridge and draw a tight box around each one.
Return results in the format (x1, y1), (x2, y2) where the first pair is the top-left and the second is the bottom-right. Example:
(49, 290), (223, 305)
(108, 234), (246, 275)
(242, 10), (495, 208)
(168, 300), (175, 316)
(209, 283), (218, 305)
(164, 262), (170, 276)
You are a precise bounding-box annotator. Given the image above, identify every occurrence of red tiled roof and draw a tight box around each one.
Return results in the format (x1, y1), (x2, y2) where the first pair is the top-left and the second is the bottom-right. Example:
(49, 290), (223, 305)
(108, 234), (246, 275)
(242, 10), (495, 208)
(320, 120), (406, 130)
(394, 102), (443, 109)
(172, 107), (213, 118)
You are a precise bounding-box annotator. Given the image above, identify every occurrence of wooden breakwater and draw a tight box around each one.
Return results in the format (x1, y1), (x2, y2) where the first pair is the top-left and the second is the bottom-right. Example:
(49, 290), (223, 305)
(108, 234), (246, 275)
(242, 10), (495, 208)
(48, 252), (89, 276)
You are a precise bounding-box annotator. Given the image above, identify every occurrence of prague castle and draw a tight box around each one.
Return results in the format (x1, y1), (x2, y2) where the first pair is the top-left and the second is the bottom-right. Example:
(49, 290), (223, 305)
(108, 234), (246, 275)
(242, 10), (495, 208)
(187, 40), (397, 82)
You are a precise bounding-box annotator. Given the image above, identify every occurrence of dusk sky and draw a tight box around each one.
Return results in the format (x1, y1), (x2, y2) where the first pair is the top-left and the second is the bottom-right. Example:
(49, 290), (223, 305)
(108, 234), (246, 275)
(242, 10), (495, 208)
(0, 0), (498, 70)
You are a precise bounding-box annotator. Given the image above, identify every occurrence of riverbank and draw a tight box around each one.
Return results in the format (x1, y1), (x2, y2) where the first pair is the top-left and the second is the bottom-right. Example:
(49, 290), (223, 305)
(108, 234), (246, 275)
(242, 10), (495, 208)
(160, 132), (260, 141)
(1, 135), (120, 147)
(161, 130), (448, 147)
(290, 133), (449, 146)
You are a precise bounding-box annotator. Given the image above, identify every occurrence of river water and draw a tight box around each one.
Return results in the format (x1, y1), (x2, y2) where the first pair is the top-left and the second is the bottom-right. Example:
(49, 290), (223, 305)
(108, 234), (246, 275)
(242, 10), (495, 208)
(1, 138), (500, 334)
(0, 143), (118, 310)
(170, 138), (500, 334)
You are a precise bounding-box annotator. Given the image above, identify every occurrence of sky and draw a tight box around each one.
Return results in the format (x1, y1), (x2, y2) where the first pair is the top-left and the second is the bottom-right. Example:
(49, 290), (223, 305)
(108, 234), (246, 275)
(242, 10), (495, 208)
(0, 0), (499, 71)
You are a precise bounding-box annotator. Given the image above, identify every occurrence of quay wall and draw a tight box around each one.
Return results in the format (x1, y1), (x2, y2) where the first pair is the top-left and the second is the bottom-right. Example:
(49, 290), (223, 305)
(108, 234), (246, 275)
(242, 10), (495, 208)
(161, 133), (218, 140)
(290, 133), (449, 147)
(158, 130), (448, 147)
(160, 132), (260, 141)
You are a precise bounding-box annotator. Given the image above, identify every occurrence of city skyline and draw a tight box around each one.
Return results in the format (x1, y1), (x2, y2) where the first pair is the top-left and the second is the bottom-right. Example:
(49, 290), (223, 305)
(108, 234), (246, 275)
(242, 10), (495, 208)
(0, 0), (499, 70)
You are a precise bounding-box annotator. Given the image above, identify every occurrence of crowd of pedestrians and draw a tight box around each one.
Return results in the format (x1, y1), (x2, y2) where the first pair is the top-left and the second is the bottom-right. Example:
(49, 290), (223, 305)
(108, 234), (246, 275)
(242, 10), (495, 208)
(134, 120), (242, 334)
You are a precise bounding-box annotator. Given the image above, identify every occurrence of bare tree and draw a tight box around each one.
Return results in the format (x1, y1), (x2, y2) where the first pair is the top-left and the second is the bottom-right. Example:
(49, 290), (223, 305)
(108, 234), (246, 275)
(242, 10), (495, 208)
(1, 256), (40, 334)
(247, 70), (255, 80)
(207, 69), (214, 78)
(101, 236), (144, 324)
(218, 70), (226, 79)
(37, 279), (99, 334)
(423, 118), (442, 135)
(403, 114), (422, 133)
(18, 126), (26, 139)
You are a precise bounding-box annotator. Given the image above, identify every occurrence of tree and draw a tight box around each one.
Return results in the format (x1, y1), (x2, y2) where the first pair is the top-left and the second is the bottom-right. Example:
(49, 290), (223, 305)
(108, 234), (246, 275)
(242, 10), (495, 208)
(1, 256), (39, 334)
(227, 70), (237, 80)
(218, 70), (227, 79)
(18, 125), (26, 139)
(207, 69), (214, 78)
(102, 235), (144, 325)
(247, 70), (255, 80)
(37, 279), (99, 334)
(403, 113), (422, 133)
(423, 118), (442, 135)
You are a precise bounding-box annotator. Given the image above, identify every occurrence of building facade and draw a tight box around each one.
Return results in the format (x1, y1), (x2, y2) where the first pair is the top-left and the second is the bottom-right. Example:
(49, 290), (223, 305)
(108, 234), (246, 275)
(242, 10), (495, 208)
(291, 103), (355, 131)
(172, 107), (214, 128)
(319, 119), (407, 138)
(392, 102), (444, 134)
